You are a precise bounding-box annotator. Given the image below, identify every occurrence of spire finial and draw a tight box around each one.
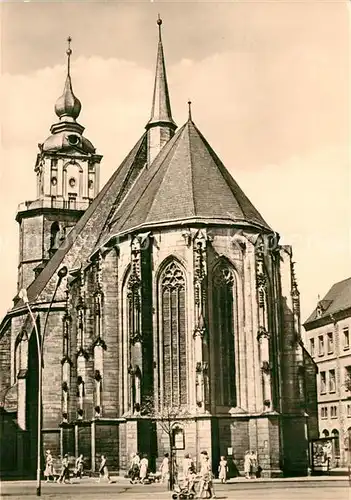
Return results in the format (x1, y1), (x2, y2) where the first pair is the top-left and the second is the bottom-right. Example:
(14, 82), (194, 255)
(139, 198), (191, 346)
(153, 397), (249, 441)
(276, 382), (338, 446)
(157, 14), (162, 41)
(54, 36), (81, 121)
(188, 100), (192, 122)
(66, 36), (72, 76)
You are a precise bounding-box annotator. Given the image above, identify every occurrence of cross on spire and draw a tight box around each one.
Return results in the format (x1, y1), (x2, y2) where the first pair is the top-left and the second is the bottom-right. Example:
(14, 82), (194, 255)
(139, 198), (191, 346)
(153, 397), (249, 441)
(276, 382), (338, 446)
(66, 36), (72, 76)
(157, 14), (162, 41)
(188, 100), (192, 122)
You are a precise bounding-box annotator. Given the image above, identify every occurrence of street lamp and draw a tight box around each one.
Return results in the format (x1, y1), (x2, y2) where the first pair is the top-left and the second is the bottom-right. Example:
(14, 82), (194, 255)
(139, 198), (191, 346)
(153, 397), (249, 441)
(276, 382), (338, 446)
(19, 265), (68, 496)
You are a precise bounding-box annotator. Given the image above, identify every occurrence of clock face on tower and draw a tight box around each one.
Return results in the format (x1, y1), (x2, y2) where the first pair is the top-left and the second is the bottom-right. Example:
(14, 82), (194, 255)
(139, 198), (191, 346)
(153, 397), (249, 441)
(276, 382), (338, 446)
(68, 134), (79, 146)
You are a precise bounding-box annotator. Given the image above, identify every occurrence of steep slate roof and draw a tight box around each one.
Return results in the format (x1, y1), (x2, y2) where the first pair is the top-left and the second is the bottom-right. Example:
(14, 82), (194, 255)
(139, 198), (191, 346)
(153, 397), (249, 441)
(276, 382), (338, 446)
(304, 277), (351, 325)
(13, 133), (147, 308)
(100, 118), (271, 242)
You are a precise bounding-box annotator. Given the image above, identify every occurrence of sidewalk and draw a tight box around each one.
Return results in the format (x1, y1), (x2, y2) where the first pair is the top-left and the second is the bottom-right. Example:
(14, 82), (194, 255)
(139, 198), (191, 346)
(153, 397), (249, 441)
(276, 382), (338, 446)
(1, 471), (349, 485)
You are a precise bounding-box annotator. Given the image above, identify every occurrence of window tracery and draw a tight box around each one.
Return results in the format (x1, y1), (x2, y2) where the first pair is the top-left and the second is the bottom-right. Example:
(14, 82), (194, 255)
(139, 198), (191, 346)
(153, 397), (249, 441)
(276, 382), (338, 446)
(159, 260), (187, 407)
(212, 261), (236, 407)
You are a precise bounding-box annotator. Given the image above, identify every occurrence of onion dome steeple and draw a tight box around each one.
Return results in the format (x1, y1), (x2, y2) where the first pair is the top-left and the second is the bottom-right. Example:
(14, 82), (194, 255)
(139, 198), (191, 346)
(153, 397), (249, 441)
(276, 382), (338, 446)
(54, 37), (82, 121)
(41, 37), (96, 154)
(146, 16), (177, 165)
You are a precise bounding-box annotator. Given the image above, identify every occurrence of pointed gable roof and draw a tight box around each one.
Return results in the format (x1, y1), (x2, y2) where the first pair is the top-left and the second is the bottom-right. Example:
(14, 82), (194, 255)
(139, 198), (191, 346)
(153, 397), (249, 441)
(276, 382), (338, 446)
(101, 118), (271, 241)
(304, 277), (351, 327)
(13, 133), (147, 308)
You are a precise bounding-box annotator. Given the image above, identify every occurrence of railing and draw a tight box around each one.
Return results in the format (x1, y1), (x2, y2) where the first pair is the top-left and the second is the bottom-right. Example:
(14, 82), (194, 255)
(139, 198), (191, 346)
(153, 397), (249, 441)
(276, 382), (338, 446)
(17, 198), (91, 212)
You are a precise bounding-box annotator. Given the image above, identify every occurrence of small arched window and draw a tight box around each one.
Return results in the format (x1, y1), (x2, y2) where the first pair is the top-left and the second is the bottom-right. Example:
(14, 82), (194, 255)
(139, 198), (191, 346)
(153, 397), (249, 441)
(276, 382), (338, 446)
(322, 429), (329, 437)
(332, 429), (340, 455)
(50, 222), (61, 252)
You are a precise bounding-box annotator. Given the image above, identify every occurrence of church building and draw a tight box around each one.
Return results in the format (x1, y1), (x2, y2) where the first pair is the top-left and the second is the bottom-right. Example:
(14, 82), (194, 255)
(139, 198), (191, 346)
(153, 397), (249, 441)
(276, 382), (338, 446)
(0, 19), (318, 478)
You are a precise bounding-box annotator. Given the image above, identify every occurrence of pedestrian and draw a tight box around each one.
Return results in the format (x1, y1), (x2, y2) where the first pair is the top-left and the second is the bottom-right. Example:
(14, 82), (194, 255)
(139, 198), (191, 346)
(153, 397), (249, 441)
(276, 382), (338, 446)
(183, 453), (196, 494)
(97, 454), (112, 483)
(57, 454), (70, 484)
(249, 451), (257, 479)
(129, 452), (140, 484)
(44, 450), (54, 482)
(197, 451), (216, 499)
(218, 455), (228, 483)
(159, 453), (170, 484)
(139, 454), (148, 484)
(244, 450), (251, 479)
(74, 454), (84, 479)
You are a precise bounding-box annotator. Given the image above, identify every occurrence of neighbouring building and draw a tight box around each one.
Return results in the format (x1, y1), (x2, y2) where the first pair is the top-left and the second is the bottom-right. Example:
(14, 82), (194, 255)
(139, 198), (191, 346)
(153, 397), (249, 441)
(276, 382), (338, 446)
(304, 277), (351, 467)
(0, 19), (318, 479)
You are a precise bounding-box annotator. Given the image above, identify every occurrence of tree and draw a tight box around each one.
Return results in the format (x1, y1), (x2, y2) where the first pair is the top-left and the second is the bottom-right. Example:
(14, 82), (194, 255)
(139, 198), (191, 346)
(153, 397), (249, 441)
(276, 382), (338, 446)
(140, 398), (190, 490)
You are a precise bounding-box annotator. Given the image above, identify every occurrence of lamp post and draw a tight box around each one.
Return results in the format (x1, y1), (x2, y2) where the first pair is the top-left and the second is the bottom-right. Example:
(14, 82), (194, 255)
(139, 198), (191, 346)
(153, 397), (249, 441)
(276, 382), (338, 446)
(19, 266), (68, 496)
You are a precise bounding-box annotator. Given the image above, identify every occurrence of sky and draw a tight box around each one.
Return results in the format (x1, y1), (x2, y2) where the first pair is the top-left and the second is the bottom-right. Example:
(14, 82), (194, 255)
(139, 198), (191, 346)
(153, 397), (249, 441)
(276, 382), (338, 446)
(0, 0), (350, 327)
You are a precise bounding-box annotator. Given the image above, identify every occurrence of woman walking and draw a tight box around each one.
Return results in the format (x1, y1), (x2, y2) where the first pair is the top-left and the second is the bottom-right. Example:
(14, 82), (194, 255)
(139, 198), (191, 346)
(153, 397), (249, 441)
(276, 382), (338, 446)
(74, 454), (84, 479)
(129, 452), (140, 484)
(197, 451), (216, 499)
(57, 454), (70, 484)
(244, 451), (251, 479)
(44, 450), (54, 483)
(159, 453), (170, 484)
(98, 455), (112, 483)
(139, 454), (149, 484)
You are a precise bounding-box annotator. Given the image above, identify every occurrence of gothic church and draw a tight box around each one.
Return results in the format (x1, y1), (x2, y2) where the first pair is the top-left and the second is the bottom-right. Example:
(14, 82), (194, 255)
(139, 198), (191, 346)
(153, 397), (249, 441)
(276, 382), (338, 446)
(0, 20), (318, 478)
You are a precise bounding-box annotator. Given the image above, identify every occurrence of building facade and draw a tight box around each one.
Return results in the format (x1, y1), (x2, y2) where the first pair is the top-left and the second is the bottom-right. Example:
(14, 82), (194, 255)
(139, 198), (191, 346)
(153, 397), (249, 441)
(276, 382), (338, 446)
(304, 277), (351, 467)
(0, 20), (318, 478)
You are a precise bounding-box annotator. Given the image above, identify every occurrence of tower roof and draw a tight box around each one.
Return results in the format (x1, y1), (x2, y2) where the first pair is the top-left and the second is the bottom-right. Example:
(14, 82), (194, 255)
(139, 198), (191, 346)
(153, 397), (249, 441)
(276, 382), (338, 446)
(99, 115), (271, 241)
(146, 16), (176, 131)
(41, 37), (95, 155)
(54, 37), (81, 121)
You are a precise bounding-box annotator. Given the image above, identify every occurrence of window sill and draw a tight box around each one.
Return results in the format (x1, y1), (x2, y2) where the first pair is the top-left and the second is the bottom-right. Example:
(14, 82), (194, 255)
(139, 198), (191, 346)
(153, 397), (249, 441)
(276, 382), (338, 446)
(329, 390), (336, 394)
(343, 346), (350, 351)
(327, 351), (334, 355)
(320, 392), (327, 395)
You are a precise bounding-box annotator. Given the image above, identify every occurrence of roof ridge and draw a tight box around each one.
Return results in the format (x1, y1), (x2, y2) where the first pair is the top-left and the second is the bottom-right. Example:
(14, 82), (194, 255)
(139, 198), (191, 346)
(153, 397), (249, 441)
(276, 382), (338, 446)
(99, 135), (147, 237)
(187, 121), (196, 216)
(191, 121), (246, 220)
(108, 123), (187, 232)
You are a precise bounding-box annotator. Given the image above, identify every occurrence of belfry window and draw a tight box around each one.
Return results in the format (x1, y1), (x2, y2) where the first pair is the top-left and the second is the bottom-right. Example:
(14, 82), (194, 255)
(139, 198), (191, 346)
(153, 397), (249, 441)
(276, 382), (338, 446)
(50, 222), (61, 252)
(158, 261), (187, 407)
(212, 262), (237, 407)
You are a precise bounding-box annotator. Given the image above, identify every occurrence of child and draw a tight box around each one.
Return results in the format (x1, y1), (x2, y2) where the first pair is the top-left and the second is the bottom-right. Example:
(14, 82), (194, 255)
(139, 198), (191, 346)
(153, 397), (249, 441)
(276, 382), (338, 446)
(218, 456), (228, 483)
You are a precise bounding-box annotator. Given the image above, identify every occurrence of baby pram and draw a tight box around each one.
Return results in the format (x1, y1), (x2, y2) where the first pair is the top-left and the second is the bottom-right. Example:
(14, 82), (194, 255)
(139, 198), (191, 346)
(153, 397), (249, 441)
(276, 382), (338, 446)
(171, 483), (195, 500)
(171, 474), (196, 499)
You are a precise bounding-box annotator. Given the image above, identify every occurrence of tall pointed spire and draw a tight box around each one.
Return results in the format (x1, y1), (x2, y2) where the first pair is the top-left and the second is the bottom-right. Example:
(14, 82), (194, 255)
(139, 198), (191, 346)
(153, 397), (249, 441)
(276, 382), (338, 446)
(54, 36), (81, 121)
(146, 15), (176, 129)
(146, 16), (177, 164)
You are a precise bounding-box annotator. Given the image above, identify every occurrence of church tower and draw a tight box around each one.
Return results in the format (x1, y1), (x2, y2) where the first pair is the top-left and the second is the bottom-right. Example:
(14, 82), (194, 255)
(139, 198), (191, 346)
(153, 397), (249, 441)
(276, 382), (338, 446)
(16, 38), (102, 291)
(145, 16), (177, 164)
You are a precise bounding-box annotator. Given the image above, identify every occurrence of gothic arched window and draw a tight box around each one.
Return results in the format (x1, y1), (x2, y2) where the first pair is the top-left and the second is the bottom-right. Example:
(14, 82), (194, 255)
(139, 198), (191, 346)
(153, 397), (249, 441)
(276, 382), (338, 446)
(158, 261), (187, 408)
(212, 261), (237, 407)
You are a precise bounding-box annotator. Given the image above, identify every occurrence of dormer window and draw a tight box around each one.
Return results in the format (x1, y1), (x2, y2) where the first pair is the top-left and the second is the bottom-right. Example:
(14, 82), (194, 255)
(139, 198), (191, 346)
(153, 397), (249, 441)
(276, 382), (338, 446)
(69, 177), (76, 188)
(316, 307), (322, 318)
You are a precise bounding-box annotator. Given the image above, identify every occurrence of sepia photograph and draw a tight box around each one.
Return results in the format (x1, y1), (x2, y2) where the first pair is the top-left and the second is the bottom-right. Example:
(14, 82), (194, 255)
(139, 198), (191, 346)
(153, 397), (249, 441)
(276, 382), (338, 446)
(0, 1), (349, 499)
